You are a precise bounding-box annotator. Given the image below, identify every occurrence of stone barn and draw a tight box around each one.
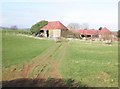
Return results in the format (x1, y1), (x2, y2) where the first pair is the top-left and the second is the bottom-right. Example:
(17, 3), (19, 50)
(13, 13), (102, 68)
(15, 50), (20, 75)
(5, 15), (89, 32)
(40, 21), (68, 38)
(99, 27), (113, 41)
(75, 29), (99, 40)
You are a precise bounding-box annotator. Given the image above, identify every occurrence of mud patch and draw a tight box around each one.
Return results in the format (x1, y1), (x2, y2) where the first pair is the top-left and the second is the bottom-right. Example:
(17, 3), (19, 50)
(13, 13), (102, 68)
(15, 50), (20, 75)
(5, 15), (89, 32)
(97, 72), (110, 82)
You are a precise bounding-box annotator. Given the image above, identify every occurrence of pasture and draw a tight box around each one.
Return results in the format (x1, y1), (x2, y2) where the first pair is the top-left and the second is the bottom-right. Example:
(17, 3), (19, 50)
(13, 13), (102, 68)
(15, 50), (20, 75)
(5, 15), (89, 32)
(2, 30), (118, 87)
(2, 30), (54, 67)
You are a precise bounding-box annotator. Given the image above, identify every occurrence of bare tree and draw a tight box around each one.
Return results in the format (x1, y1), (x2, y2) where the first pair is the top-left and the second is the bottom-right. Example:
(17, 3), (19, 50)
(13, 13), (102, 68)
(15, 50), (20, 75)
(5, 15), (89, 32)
(67, 23), (80, 30)
(80, 23), (89, 30)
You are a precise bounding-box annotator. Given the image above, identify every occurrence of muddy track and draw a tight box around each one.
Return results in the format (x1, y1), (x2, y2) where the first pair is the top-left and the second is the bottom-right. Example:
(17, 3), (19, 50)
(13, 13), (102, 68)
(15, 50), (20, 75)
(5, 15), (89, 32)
(3, 41), (85, 87)
(21, 42), (67, 79)
(21, 42), (63, 78)
(35, 42), (68, 79)
(3, 41), (68, 82)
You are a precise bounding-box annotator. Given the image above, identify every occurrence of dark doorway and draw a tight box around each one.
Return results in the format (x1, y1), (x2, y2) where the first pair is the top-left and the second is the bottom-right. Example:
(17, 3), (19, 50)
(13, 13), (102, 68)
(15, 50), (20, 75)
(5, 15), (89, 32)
(81, 35), (85, 37)
(39, 30), (44, 37)
(86, 35), (91, 37)
(40, 30), (44, 33)
(46, 30), (49, 37)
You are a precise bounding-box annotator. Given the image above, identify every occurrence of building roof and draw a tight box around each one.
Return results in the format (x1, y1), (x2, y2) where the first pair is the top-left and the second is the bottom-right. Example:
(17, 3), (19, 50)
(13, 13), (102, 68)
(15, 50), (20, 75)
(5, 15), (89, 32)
(74, 29), (99, 35)
(41, 21), (68, 30)
(99, 27), (112, 35)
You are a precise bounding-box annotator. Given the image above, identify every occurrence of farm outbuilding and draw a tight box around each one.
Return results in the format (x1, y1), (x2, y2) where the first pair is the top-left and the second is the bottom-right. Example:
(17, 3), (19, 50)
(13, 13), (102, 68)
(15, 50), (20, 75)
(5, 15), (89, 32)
(72, 29), (99, 40)
(39, 21), (114, 42)
(40, 21), (68, 38)
(76, 29), (98, 37)
(99, 27), (113, 41)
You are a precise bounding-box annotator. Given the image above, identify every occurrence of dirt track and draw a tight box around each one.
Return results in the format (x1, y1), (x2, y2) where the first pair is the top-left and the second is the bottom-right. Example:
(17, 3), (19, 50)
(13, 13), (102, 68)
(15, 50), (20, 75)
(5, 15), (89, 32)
(2, 41), (88, 87)
(2, 41), (69, 86)
(21, 41), (68, 79)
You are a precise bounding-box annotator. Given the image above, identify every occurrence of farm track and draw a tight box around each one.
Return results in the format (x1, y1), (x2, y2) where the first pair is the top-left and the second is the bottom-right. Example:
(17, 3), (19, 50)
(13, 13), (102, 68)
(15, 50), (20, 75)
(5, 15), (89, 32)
(36, 42), (68, 79)
(2, 41), (69, 87)
(21, 43), (61, 78)
(21, 41), (68, 80)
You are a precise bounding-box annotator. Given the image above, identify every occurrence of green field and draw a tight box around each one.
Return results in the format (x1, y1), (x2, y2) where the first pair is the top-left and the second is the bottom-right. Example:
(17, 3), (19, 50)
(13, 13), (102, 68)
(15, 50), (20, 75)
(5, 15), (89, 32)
(58, 41), (118, 87)
(2, 30), (118, 87)
(2, 30), (55, 67)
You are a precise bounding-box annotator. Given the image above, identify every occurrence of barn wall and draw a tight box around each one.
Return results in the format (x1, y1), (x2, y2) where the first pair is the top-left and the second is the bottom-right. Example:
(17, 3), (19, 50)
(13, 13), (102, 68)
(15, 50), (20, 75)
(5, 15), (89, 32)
(61, 29), (68, 38)
(49, 30), (53, 38)
(99, 34), (113, 41)
(53, 29), (61, 38)
(44, 30), (47, 37)
(61, 29), (80, 38)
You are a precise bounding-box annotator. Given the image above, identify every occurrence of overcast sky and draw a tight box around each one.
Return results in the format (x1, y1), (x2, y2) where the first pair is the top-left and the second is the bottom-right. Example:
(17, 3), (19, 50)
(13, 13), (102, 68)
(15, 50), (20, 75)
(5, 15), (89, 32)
(0, 0), (119, 31)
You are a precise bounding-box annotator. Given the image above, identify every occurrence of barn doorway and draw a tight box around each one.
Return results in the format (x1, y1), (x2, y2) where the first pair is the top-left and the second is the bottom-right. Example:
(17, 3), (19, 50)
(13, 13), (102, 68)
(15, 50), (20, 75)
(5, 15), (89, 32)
(86, 35), (91, 37)
(39, 30), (44, 37)
(81, 35), (85, 37)
(46, 30), (49, 37)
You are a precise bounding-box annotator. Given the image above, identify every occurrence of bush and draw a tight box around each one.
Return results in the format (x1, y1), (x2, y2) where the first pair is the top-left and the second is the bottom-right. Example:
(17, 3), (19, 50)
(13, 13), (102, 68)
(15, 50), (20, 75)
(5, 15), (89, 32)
(30, 20), (48, 34)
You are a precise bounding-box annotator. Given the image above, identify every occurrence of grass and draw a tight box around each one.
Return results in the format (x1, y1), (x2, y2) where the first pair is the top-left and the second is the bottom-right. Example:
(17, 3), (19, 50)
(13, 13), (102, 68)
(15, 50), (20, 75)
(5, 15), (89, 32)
(58, 41), (118, 87)
(2, 30), (54, 67)
(2, 30), (118, 87)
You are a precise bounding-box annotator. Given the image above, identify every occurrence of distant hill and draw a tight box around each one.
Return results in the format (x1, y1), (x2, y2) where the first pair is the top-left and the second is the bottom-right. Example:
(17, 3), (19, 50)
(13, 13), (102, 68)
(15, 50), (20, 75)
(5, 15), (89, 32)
(0, 26), (10, 30)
